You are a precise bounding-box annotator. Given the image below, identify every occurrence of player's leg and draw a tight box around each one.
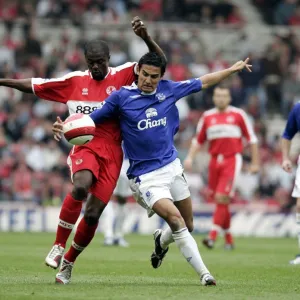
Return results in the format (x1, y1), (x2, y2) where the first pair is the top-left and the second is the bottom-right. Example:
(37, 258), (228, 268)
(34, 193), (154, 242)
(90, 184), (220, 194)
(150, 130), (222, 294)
(55, 144), (123, 283)
(113, 195), (129, 247)
(56, 194), (106, 284)
(290, 167), (300, 264)
(203, 157), (222, 248)
(152, 198), (216, 285)
(112, 159), (131, 247)
(151, 173), (194, 260)
(101, 200), (115, 246)
(45, 148), (98, 269)
(290, 198), (300, 264)
(222, 154), (242, 249)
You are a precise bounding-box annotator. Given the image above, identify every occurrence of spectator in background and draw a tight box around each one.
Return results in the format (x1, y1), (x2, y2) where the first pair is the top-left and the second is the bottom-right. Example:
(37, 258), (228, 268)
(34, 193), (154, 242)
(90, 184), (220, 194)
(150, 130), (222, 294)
(110, 43), (128, 67)
(230, 76), (246, 108)
(227, 6), (245, 27)
(282, 68), (300, 117)
(199, 5), (213, 25)
(274, 0), (297, 25)
(208, 51), (229, 73)
(12, 160), (33, 202)
(139, 0), (162, 21)
(262, 44), (283, 113)
(288, 5), (300, 25)
(167, 52), (188, 81)
(238, 51), (266, 115)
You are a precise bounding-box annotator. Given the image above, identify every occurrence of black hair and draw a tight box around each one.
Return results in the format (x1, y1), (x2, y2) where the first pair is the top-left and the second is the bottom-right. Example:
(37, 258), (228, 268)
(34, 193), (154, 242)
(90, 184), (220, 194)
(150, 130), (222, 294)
(83, 39), (110, 58)
(138, 52), (167, 76)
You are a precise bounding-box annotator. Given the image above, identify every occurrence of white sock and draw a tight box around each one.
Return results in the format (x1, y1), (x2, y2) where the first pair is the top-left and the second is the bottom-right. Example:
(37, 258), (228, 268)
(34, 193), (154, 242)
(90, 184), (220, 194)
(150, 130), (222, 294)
(296, 213), (300, 249)
(173, 227), (210, 276)
(114, 203), (127, 239)
(160, 227), (174, 249)
(101, 202), (114, 239)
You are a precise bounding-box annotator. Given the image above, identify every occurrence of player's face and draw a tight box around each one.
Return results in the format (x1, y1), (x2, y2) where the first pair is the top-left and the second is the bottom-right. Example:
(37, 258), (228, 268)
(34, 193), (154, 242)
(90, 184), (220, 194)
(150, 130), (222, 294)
(86, 52), (109, 81)
(213, 88), (231, 110)
(137, 64), (161, 93)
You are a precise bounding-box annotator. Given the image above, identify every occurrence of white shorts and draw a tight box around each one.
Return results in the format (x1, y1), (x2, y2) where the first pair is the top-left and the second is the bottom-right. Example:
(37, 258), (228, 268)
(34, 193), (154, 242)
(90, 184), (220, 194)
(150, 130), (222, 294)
(129, 158), (191, 217)
(114, 159), (132, 198)
(292, 163), (300, 198)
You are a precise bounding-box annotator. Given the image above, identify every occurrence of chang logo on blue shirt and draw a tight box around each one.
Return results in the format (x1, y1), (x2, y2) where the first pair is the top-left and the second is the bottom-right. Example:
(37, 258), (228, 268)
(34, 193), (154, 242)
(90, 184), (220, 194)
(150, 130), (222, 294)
(137, 107), (167, 131)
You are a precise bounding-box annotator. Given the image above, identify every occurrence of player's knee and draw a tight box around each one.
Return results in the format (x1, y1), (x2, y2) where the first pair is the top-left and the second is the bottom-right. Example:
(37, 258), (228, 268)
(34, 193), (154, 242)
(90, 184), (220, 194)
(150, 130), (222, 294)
(215, 194), (229, 204)
(72, 185), (89, 200)
(166, 214), (185, 232)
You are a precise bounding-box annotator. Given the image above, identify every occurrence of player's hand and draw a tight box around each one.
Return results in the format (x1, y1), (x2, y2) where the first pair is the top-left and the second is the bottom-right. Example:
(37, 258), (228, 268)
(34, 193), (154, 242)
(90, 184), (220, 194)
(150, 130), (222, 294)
(184, 157), (193, 172)
(282, 159), (293, 173)
(230, 58), (252, 73)
(52, 116), (64, 142)
(131, 16), (148, 40)
(249, 164), (260, 174)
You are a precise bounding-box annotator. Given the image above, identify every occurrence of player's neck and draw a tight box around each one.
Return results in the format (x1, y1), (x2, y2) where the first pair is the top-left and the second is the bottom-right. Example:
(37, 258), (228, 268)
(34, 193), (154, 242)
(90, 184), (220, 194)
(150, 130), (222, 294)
(217, 106), (229, 113)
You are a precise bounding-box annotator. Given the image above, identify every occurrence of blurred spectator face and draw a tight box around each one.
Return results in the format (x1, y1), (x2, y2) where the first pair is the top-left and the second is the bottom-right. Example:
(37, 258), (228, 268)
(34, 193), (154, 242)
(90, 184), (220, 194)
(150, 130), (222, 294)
(231, 76), (242, 88)
(213, 87), (231, 110)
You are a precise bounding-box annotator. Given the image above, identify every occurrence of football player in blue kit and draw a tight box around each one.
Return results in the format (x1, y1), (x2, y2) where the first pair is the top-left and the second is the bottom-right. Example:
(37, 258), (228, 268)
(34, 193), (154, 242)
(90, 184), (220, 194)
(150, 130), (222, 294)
(281, 102), (300, 265)
(89, 52), (252, 286)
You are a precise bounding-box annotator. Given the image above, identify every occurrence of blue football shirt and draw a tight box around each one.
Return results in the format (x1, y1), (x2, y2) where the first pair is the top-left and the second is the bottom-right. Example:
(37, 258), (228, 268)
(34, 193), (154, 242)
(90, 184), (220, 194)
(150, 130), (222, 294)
(90, 79), (202, 178)
(282, 103), (300, 140)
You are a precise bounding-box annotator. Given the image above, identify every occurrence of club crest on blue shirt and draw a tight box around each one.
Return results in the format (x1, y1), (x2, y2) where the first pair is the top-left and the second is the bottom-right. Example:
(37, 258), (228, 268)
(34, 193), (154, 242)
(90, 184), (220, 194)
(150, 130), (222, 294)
(145, 108), (158, 118)
(156, 93), (166, 102)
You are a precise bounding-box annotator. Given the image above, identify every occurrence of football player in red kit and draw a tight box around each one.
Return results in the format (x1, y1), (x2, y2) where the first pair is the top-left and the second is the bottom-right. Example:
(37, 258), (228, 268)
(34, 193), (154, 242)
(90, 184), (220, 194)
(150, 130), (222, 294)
(184, 86), (259, 250)
(0, 17), (165, 283)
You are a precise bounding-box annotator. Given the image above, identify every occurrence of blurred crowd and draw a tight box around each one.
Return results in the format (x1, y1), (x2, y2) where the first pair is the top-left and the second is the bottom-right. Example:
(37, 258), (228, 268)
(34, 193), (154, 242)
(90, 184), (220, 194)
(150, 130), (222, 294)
(0, 1), (300, 211)
(0, 0), (244, 26)
(253, 0), (300, 25)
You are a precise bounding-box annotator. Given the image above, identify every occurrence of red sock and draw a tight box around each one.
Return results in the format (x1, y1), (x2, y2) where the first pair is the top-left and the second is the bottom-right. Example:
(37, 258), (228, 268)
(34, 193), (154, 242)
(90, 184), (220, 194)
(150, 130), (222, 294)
(209, 204), (228, 241)
(54, 193), (83, 248)
(64, 217), (98, 263)
(225, 232), (234, 245)
(224, 206), (234, 244)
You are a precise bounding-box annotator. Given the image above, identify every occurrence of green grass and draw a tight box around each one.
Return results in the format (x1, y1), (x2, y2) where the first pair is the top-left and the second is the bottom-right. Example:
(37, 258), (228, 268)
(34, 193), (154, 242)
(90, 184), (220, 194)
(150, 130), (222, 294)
(0, 233), (299, 300)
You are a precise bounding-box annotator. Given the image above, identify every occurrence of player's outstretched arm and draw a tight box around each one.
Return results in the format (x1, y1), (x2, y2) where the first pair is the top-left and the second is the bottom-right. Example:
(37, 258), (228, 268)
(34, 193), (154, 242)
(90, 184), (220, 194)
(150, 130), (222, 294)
(281, 138), (293, 173)
(131, 16), (167, 62)
(281, 104), (299, 173)
(0, 78), (33, 93)
(200, 58), (252, 90)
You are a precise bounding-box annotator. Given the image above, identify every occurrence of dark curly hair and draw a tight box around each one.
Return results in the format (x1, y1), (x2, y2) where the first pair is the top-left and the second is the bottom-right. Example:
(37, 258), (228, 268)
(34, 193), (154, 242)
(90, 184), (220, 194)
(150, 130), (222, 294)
(138, 52), (167, 76)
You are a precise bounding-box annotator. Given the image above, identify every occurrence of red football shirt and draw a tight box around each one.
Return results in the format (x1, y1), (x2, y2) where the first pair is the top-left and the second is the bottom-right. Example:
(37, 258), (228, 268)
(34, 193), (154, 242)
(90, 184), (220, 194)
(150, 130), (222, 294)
(196, 106), (257, 156)
(32, 62), (137, 145)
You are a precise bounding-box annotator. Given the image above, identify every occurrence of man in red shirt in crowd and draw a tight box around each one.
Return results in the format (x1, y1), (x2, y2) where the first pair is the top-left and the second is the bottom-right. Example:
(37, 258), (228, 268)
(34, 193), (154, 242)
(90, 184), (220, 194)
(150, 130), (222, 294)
(184, 86), (259, 249)
(0, 17), (165, 284)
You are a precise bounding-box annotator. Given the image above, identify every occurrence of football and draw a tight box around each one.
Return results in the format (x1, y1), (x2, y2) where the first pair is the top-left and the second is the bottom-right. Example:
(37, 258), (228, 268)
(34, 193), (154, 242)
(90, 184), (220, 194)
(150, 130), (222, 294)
(63, 113), (95, 145)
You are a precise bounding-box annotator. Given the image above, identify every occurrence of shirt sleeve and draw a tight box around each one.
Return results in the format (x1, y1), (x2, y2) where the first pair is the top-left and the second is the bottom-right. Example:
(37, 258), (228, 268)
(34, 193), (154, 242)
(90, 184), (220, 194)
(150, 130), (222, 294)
(196, 116), (207, 145)
(169, 78), (202, 101)
(90, 91), (120, 124)
(31, 76), (73, 103)
(238, 110), (258, 144)
(282, 104), (300, 140)
(115, 62), (138, 87)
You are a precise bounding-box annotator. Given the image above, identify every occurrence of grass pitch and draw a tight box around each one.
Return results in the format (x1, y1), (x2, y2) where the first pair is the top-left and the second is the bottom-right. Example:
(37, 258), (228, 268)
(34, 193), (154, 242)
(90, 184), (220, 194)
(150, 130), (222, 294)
(0, 233), (299, 300)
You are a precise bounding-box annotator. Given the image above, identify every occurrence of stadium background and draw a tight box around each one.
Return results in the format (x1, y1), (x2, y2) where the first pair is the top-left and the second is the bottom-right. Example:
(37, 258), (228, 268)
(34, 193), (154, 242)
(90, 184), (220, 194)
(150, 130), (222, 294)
(0, 0), (300, 237)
